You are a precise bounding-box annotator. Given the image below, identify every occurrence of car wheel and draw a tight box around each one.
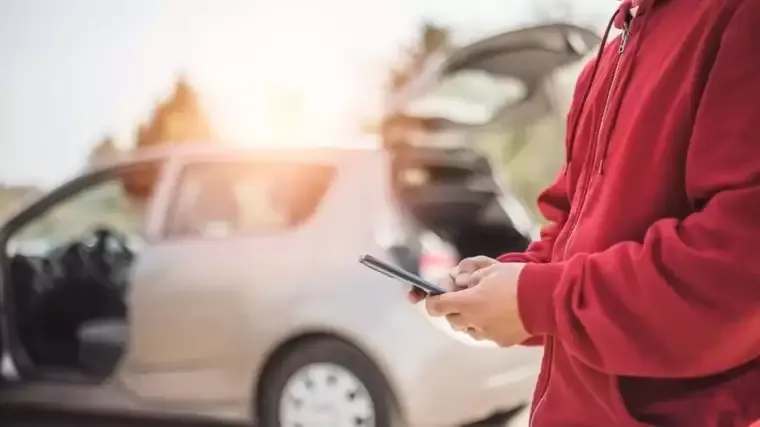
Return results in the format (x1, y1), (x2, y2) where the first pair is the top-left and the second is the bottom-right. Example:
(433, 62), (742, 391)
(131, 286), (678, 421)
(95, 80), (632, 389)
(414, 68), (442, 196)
(0, 337), (4, 383)
(257, 337), (402, 427)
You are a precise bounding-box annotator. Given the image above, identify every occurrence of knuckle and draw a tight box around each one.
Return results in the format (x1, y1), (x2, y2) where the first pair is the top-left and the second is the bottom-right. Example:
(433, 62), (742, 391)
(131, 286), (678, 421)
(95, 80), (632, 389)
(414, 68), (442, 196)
(454, 273), (470, 285)
(481, 263), (498, 274)
(438, 275), (454, 287)
(458, 258), (478, 271)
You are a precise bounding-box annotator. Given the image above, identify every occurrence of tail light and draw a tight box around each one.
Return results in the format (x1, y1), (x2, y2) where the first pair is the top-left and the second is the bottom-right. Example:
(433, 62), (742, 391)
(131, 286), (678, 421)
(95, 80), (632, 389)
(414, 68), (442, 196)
(417, 231), (457, 284)
(375, 202), (457, 282)
(375, 223), (457, 281)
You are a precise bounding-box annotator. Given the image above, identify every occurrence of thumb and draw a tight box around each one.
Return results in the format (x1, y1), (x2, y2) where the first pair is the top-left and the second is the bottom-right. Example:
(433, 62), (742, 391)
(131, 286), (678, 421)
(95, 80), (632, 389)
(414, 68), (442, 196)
(425, 286), (478, 317)
(462, 264), (497, 288)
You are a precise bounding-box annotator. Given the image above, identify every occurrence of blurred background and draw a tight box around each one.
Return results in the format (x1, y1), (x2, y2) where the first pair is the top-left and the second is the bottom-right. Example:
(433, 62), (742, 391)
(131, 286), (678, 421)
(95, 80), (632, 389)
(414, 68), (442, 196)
(0, 0), (616, 220)
(0, 1), (617, 426)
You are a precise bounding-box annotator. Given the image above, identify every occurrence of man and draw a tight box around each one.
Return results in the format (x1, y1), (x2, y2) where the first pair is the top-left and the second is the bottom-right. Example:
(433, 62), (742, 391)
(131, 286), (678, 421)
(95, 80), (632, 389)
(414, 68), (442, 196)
(409, 0), (760, 425)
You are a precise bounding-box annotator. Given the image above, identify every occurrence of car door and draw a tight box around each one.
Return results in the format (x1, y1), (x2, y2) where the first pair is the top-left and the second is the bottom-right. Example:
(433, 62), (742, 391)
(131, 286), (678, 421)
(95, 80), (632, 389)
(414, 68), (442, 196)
(121, 154), (338, 403)
(121, 157), (248, 402)
(0, 160), (165, 380)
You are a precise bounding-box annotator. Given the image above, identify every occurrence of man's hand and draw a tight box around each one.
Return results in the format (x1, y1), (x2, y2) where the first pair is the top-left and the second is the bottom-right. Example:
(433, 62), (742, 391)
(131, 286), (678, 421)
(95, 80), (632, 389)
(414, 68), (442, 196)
(407, 256), (499, 303)
(424, 262), (530, 347)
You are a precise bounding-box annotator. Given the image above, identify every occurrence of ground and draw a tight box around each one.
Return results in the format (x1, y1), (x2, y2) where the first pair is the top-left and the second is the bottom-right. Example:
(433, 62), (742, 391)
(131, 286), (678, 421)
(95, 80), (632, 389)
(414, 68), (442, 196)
(0, 406), (531, 427)
(510, 407), (530, 427)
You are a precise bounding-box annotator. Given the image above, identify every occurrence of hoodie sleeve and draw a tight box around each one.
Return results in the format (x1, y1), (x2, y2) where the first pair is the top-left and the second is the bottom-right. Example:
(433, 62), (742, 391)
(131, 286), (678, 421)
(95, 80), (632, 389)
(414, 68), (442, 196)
(498, 171), (569, 346)
(516, 1), (760, 378)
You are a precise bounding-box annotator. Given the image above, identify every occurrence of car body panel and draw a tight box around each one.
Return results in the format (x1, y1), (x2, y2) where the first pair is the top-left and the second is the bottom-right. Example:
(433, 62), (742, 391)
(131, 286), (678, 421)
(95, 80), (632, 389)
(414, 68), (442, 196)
(0, 146), (542, 426)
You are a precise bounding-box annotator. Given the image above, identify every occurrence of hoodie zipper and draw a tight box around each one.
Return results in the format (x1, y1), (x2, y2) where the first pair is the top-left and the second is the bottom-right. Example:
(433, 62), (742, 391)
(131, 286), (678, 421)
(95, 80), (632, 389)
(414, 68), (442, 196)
(528, 25), (630, 427)
(561, 26), (630, 261)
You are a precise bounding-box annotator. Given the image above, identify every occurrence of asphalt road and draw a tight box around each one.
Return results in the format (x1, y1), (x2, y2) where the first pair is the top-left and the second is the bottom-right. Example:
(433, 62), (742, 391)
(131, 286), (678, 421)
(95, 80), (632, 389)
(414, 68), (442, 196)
(0, 408), (232, 427)
(0, 406), (530, 427)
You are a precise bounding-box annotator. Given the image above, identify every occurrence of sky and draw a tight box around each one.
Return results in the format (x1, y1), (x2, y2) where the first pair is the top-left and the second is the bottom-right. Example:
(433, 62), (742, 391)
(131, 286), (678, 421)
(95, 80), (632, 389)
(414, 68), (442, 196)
(0, 0), (614, 187)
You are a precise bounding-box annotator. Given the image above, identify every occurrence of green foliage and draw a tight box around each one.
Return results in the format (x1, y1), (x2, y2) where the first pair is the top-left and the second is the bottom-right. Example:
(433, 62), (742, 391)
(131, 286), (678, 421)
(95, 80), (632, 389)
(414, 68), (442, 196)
(477, 116), (566, 223)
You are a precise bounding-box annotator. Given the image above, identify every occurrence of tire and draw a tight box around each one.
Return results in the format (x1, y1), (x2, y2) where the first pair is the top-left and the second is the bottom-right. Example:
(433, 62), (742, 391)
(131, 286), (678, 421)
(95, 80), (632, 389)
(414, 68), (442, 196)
(0, 336), (4, 383)
(257, 337), (402, 427)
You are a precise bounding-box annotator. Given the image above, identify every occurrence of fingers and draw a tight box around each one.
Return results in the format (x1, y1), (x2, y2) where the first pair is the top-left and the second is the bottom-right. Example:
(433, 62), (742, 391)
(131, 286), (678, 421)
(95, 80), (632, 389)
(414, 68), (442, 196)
(457, 256), (497, 273)
(456, 263), (498, 289)
(465, 327), (488, 341)
(453, 272), (476, 289)
(425, 288), (476, 317)
(452, 256), (498, 289)
(437, 272), (457, 292)
(445, 315), (487, 341)
(445, 314), (467, 332)
(407, 287), (427, 303)
(411, 256), (499, 304)
(426, 293), (452, 317)
(465, 266), (492, 287)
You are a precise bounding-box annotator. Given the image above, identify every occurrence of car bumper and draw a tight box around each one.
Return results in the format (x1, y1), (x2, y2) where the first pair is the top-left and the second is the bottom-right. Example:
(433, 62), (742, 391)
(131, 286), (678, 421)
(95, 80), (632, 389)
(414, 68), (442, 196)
(401, 342), (542, 426)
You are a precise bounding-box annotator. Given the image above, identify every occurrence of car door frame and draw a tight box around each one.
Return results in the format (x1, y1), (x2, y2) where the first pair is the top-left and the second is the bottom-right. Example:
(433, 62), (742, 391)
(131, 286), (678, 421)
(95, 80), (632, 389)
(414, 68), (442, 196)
(0, 158), (169, 381)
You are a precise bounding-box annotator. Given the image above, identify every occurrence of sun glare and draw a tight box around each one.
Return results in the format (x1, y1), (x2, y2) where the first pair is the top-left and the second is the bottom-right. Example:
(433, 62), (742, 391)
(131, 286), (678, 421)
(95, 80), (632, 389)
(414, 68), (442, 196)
(186, 1), (409, 148)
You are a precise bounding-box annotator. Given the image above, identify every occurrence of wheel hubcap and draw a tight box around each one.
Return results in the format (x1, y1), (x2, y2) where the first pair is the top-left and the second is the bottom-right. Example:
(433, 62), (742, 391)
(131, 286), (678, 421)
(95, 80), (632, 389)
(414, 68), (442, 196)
(279, 362), (376, 427)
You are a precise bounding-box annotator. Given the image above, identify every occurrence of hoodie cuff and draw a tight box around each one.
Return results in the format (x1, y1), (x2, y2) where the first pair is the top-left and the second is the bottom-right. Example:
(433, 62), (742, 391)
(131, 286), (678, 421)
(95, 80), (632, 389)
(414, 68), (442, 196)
(497, 252), (531, 263)
(517, 262), (565, 335)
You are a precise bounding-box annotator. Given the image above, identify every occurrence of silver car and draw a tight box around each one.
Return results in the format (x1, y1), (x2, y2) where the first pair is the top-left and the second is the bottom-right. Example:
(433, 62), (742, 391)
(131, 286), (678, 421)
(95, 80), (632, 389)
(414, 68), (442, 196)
(0, 23), (598, 427)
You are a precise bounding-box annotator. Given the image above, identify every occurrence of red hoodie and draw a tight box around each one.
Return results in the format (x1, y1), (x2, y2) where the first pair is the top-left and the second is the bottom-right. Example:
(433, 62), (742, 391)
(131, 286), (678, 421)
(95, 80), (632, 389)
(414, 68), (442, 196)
(498, 0), (760, 426)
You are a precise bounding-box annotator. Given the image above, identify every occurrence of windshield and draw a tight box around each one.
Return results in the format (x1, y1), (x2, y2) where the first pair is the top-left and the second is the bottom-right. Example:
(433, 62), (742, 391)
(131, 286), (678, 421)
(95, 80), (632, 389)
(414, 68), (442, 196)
(402, 70), (527, 126)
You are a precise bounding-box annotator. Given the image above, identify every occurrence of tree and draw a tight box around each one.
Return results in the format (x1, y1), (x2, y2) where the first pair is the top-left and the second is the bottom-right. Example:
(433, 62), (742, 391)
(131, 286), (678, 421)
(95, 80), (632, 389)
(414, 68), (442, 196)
(379, 22), (452, 147)
(135, 76), (217, 151)
(387, 22), (452, 94)
(126, 76), (217, 199)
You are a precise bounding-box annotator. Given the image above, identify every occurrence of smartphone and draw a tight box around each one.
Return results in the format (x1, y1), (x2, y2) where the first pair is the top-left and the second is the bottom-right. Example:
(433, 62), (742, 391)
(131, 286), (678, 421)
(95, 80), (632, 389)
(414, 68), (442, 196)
(359, 254), (447, 296)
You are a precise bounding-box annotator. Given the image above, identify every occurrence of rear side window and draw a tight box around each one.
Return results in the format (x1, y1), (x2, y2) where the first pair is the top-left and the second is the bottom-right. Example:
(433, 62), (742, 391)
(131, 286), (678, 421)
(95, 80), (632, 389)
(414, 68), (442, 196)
(164, 160), (335, 238)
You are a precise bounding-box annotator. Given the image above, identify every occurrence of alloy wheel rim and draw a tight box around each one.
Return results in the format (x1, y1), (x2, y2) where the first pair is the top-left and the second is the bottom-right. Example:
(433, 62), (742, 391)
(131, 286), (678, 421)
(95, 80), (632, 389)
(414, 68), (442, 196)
(279, 362), (376, 427)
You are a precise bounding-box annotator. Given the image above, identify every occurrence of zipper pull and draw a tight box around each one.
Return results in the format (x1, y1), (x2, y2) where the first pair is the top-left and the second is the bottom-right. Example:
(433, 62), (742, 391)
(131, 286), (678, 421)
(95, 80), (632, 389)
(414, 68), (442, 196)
(619, 24), (630, 54)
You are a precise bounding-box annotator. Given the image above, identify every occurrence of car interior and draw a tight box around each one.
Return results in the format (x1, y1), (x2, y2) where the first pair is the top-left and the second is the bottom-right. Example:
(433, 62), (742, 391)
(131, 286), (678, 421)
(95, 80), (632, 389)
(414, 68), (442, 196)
(388, 132), (532, 260)
(380, 25), (603, 263)
(9, 227), (134, 381)
(3, 165), (160, 383)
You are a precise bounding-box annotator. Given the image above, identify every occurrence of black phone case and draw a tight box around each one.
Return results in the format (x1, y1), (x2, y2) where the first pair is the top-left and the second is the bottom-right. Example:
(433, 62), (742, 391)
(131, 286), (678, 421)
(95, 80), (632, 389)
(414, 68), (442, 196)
(359, 254), (447, 295)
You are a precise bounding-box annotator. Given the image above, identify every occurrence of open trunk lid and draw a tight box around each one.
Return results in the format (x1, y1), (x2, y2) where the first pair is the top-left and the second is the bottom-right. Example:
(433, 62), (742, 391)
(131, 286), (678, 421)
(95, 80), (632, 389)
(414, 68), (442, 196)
(388, 23), (601, 133)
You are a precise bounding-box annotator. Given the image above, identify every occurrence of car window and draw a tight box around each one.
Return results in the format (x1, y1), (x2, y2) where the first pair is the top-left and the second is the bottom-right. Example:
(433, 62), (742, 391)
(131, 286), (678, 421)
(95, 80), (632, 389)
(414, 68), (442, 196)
(164, 160), (336, 238)
(10, 163), (160, 251)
